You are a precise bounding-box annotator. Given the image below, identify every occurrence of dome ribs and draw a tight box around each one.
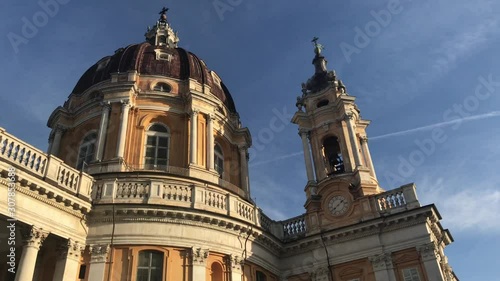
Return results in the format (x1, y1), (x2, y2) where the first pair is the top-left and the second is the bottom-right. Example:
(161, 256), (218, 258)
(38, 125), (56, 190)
(67, 42), (237, 113)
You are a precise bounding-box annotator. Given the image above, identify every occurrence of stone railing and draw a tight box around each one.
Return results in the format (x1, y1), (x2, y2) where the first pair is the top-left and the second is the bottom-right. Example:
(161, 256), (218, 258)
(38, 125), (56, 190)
(92, 178), (293, 238)
(375, 183), (421, 214)
(280, 215), (307, 239)
(0, 128), (93, 201)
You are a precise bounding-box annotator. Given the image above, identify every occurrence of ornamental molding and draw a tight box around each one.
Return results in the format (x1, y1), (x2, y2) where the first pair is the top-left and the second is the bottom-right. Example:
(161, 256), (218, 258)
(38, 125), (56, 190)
(87, 208), (282, 254)
(89, 244), (110, 263)
(417, 242), (440, 261)
(224, 254), (243, 273)
(282, 211), (430, 255)
(369, 252), (394, 271)
(21, 226), (49, 250)
(311, 266), (330, 281)
(58, 239), (85, 261)
(13, 182), (88, 218)
(190, 247), (209, 265)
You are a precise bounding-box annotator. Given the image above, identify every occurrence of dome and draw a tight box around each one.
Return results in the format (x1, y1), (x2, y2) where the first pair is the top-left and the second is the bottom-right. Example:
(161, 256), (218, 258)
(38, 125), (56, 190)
(71, 42), (237, 113)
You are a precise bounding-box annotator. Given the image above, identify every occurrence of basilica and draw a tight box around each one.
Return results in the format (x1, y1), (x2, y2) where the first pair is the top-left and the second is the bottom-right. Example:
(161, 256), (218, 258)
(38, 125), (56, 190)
(0, 8), (458, 281)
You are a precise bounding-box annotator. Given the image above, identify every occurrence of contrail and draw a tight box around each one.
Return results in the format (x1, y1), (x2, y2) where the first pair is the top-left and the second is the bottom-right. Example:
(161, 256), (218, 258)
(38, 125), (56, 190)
(371, 111), (500, 141)
(248, 111), (500, 167)
(249, 151), (303, 167)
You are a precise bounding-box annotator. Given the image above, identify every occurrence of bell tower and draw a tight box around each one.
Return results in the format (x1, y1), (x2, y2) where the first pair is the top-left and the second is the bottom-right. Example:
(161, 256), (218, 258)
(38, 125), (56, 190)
(292, 38), (382, 233)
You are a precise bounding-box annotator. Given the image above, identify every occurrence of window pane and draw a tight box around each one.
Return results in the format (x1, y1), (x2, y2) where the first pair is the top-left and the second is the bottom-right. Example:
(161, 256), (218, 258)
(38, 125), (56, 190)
(157, 148), (168, 158)
(147, 136), (157, 146)
(149, 124), (168, 133)
(145, 147), (156, 158)
(138, 251), (150, 267)
(151, 267), (163, 281)
(145, 158), (155, 165)
(136, 269), (149, 281)
(151, 252), (163, 267)
(158, 137), (168, 147)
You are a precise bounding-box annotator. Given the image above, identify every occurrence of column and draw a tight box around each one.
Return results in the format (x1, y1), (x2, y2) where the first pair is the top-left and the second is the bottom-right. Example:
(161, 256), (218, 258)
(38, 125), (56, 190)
(190, 110), (199, 165)
(239, 146), (249, 194)
(15, 226), (49, 281)
(345, 113), (362, 168)
(87, 244), (110, 281)
(360, 136), (377, 178)
(190, 247), (209, 281)
(369, 253), (397, 281)
(299, 129), (315, 182)
(116, 100), (131, 158)
(52, 239), (84, 281)
(50, 126), (65, 156)
(308, 130), (326, 180)
(96, 101), (111, 161)
(207, 114), (215, 170)
(418, 243), (446, 281)
(225, 255), (243, 281)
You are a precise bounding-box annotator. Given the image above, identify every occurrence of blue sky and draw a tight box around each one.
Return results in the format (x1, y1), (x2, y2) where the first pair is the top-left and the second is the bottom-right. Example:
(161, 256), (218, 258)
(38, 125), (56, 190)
(2, 0), (500, 279)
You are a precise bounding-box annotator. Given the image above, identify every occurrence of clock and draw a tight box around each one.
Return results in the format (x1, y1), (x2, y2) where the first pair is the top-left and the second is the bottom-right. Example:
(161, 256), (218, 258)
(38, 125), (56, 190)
(328, 195), (350, 216)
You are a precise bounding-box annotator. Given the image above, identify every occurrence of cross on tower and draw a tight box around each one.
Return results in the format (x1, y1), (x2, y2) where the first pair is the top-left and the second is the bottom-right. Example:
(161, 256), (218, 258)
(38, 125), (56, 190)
(159, 7), (169, 15)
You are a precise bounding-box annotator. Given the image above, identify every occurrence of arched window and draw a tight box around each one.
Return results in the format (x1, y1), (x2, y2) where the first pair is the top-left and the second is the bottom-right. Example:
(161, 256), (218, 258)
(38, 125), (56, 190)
(153, 82), (172, 93)
(144, 124), (170, 170)
(214, 144), (224, 177)
(136, 250), (163, 281)
(77, 132), (97, 170)
(210, 262), (223, 281)
(317, 99), (329, 108)
(322, 136), (344, 175)
(256, 270), (267, 281)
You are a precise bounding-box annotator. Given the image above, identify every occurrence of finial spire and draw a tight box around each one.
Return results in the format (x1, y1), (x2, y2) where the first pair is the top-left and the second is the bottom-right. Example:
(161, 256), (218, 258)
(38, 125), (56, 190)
(145, 7), (179, 48)
(312, 37), (324, 56)
(159, 7), (169, 22)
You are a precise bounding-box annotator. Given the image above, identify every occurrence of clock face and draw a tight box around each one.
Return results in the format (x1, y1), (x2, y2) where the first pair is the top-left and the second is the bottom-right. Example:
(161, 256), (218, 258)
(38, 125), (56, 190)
(328, 195), (350, 216)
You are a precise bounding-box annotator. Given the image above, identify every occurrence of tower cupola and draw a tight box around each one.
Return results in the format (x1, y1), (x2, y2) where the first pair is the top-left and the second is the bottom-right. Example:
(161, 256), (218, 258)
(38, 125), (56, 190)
(145, 7), (179, 48)
(292, 38), (381, 232)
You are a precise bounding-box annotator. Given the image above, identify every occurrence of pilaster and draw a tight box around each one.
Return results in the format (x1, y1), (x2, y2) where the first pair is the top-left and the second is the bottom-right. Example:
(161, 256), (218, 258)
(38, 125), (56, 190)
(88, 244), (110, 281)
(190, 247), (209, 281)
(52, 239), (84, 281)
(418, 242), (446, 281)
(369, 253), (397, 281)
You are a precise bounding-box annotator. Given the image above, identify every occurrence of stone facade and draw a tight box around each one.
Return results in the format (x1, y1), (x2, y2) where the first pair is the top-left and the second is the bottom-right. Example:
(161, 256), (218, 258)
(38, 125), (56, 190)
(0, 8), (458, 281)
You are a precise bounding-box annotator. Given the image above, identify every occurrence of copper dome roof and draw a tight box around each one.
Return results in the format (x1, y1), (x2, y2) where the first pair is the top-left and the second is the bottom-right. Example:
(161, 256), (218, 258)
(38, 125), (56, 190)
(71, 42), (237, 113)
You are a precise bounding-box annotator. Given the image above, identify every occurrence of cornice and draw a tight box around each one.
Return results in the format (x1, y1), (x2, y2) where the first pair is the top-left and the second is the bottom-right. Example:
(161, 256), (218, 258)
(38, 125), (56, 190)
(87, 206), (282, 254)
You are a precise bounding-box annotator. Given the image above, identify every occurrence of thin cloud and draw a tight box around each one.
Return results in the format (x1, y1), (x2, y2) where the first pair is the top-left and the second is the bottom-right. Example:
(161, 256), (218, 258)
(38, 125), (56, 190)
(371, 111), (500, 141)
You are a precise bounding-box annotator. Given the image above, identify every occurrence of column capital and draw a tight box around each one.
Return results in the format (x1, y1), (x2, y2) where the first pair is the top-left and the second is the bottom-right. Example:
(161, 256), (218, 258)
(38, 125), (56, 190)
(298, 128), (310, 137)
(21, 226), (49, 250)
(54, 124), (68, 133)
(224, 254), (243, 273)
(311, 266), (330, 281)
(58, 239), (85, 261)
(369, 252), (394, 271)
(89, 244), (110, 263)
(190, 109), (200, 116)
(190, 247), (209, 266)
(238, 144), (248, 151)
(360, 135), (368, 143)
(100, 101), (111, 109)
(207, 113), (215, 120)
(344, 112), (355, 120)
(418, 242), (440, 261)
